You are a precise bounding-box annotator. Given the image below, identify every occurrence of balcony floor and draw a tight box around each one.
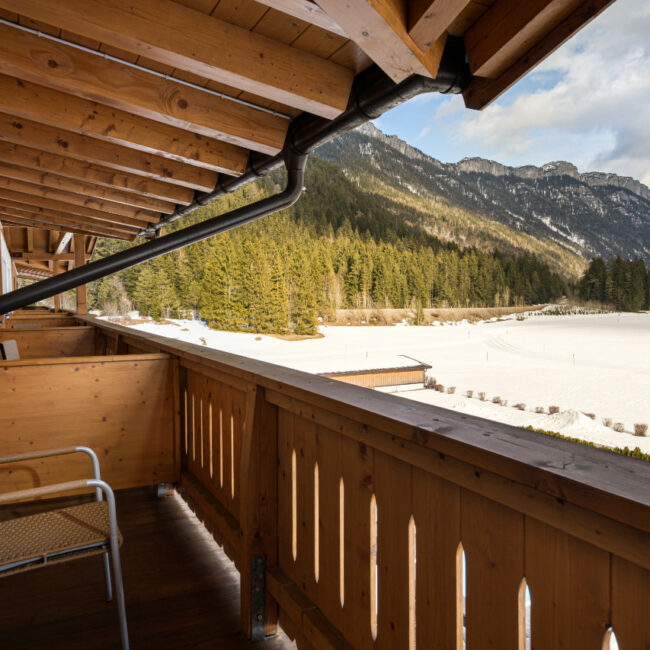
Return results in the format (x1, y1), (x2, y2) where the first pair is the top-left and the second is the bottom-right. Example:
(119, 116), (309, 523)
(0, 487), (296, 650)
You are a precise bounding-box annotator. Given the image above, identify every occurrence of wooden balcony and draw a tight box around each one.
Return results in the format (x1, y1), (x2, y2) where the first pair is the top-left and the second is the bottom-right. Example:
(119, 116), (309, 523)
(1, 311), (649, 650)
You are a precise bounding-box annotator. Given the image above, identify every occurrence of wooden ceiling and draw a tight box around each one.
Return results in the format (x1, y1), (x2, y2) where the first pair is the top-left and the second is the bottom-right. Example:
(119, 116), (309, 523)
(0, 0), (616, 281)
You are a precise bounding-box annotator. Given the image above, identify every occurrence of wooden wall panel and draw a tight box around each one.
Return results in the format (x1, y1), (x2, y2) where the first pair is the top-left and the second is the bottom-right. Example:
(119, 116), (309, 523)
(2, 315), (79, 328)
(612, 556), (650, 649)
(0, 326), (95, 358)
(0, 354), (178, 494)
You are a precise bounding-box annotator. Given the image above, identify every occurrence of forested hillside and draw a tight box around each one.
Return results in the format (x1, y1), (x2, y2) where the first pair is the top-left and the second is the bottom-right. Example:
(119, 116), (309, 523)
(579, 257), (649, 311)
(90, 157), (566, 333)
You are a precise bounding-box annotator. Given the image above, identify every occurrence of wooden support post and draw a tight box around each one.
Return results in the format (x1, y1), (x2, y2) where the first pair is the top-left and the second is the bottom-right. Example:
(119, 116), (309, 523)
(239, 385), (279, 640)
(73, 234), (87, 314)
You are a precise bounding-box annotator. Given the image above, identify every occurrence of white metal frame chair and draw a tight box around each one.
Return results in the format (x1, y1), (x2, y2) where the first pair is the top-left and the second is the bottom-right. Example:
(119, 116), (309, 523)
(0, 447), (129, 650)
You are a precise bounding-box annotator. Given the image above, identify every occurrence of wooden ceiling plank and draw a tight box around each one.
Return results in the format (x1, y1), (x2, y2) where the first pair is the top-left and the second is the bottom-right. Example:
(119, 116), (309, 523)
(0, 213), (134, 240)
(464, 0), (584, 78)
(0, 22), (288, 155)
(0, 175), (161, 223)
(0, 162), (176, 214)
(408, 0), (473, 50)
(16, 253), (75, 261)
(0, 202), (139, 234)
(0, 112), (218, 192)
(3, 0), (354, 119)
(464, 0), (616, 108)
(254, 0), (347, 37)
(0, 74), (250, 174)
(0, 188), (156, 227)
(0, 141), (195, 205)
(314, 0), (447, 82)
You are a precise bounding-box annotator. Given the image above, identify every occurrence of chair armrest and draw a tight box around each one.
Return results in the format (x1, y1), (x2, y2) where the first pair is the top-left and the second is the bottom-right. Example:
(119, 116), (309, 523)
(0, 447), (78, 464)
(0, 479), (92, 505)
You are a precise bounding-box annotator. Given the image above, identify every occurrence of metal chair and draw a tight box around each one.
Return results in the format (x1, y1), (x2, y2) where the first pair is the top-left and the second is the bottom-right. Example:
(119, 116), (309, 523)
(0, 447), (130, 650)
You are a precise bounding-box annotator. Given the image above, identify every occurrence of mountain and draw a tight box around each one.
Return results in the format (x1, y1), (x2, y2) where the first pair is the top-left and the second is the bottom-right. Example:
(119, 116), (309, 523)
(317, 123), (650, 275)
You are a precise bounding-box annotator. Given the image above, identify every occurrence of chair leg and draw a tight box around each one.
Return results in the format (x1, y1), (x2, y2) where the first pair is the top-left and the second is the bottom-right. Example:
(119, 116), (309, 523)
(109, 541), (129, 650)
(102, 552), (113, 602)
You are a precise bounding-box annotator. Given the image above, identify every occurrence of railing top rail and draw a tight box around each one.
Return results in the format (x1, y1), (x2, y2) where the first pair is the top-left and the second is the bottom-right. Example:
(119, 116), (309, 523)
(83, 316), (650, 529)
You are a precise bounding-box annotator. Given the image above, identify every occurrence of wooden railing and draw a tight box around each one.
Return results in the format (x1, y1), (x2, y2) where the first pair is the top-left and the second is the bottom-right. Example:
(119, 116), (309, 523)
(24, 316), (650, 649)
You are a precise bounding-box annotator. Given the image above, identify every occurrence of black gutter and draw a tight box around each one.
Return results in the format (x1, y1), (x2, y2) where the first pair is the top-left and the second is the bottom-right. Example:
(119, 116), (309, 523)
(0, 37), (469, 315)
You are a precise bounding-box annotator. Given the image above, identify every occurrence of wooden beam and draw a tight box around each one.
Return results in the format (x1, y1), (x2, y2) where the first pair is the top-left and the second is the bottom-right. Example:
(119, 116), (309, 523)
(0, 210), (136, 240)
(0, 174), (161, 223)
(13, 253), (75, 261)
(55, 231), (73, 255)
(254, 0), (347, 37)
(408, 0), (473, 50)
(0, 112), (218, 192)
(0, 141), (195, 205)
(464, 0), (616, 108)
(464, 0), (584, 78)
(6, 0), (354, 119)
(26, 227), (33, 253)
(0, 74), (250, 174)
(0, 190), (150, 230)
(0, 162), (176, 214)
(0, 22), (288, 154)
(315, 0), (447, 83)
(73, 234), (87, 314)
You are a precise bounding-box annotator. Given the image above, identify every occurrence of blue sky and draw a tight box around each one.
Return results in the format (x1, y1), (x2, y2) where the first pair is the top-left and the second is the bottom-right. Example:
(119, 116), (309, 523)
(374, 0), (650, 186)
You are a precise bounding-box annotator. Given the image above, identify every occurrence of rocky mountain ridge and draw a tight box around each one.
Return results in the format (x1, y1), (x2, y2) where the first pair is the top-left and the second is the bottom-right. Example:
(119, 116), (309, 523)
(316, 123), (650, 266)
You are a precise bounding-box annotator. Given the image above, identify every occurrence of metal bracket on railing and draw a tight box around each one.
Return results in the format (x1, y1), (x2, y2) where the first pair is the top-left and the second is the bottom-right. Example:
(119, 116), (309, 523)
(250, 554), (267, 641)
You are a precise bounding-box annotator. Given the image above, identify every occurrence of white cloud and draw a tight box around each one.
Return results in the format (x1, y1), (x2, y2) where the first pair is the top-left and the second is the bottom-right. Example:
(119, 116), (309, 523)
(438, 0), (650, 185)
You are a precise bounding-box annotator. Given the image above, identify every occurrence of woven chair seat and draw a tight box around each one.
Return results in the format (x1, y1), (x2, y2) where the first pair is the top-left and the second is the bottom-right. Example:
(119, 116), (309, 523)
(0, 501), (122, 576)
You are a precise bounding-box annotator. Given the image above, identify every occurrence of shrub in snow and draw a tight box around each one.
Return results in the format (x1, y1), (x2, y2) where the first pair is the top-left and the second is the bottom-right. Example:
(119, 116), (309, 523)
(465, 390), (474, 398)
(436, 384), (445, 393)
(613, 423), (625, 432)
(548, 406), (560, 414)
(603, 418), (613, 428)
(492, 396), (502, 404)
(447, 386), (456, 394)
(478, 392), (486, 401)
(583, 412), (596, 420)
(425, 376), (437, 390)
(535, 407), (544, 414)
(514, 403), (526, 411)
(634, 423), (648, 437)
(501, 400), (508, 406)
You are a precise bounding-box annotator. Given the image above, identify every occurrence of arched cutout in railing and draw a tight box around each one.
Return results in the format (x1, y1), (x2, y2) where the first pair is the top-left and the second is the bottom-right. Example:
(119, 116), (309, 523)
(219, 408), (223, 487)
(230, 413), (235, 498)
(339, 476), (345, 608)
(292, 449), (297, 561)
(603, 627), (620, 650)
(314, 461), (319, 582)
(370, 493), (378, 640)
(208, 402), (213, 478)
(184, 388), (188, 453)
(518, 578), (531, 650)
(456, 543), (466, 650)
(408, 515), (416, 650)
(199, 399), (204, 467)
(191, 394), (196, 461)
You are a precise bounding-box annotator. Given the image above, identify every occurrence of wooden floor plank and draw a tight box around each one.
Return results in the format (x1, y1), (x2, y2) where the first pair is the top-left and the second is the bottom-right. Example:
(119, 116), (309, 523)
(0, 488), (296, 650)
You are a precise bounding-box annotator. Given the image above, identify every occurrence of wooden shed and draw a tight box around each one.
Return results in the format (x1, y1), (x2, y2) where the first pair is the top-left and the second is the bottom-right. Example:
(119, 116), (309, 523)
(320, 360), (431, 388)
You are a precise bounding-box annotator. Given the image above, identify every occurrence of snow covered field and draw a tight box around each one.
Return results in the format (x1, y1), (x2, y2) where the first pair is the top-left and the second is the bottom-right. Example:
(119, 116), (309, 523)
(120, 311), (650, 453)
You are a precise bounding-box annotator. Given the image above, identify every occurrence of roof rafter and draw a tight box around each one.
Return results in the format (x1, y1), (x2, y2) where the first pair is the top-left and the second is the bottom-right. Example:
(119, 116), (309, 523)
(0, 112), (219, 192)
(0, 74), (250, 174)
(0, 21), (289, 155)
(408, 0), (473, 50)
(0, 141), (195, 205)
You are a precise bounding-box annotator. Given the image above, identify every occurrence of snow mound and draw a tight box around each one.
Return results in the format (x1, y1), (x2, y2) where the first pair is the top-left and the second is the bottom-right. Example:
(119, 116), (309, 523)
(547, 409), (611, 436)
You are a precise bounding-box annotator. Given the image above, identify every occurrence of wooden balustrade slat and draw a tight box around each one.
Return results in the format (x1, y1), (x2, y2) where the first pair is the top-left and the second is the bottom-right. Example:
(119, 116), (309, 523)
(374, 449), (411, 650)
(461, 489), (524, 650)
(525, 517), (611, 650)
(611, 556), (650, 649)
(278, 408), (296, 578)
(412, 467), (461, 650)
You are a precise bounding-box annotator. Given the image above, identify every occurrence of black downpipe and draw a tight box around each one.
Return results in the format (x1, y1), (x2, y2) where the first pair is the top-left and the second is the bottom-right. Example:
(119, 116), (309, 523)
(0, 37), (469, 315)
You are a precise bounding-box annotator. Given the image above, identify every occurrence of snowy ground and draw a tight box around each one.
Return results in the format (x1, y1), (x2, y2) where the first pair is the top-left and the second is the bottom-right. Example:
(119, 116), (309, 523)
(118, 311), (650, 453)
